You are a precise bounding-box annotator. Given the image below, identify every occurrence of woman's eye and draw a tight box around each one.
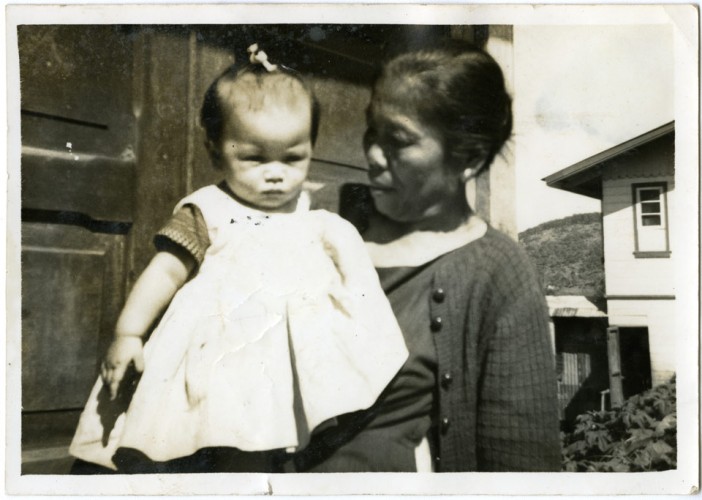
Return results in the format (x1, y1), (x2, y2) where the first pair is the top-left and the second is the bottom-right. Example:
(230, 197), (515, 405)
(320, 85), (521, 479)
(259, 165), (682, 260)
(390, 132), (414, 148)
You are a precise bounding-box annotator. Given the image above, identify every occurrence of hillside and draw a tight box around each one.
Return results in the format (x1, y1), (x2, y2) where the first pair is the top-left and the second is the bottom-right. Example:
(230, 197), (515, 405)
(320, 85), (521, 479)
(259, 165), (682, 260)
(519, 212), (605, 301)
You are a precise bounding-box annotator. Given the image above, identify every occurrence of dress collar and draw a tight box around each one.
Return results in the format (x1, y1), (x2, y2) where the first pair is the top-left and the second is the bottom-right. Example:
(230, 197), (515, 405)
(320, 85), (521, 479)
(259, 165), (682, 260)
(366, 215), (488, 268)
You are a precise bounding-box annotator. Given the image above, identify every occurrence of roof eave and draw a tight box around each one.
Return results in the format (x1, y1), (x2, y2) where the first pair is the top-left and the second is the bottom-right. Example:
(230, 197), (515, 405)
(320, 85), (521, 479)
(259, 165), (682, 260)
(542, 121), (675, 200)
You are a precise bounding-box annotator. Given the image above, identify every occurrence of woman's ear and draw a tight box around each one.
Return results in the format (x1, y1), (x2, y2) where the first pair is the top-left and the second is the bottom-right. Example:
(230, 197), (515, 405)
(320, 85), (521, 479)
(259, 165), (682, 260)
(461, 167), (477, 183)
(451, 147), (487, 182)
(461, 154), (488, 182)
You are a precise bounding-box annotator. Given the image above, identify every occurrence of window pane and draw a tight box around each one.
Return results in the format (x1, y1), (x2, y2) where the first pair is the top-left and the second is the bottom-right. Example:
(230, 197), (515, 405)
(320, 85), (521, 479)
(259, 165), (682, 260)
(642, 215), (661, 226)
(641, 202), (661, 214)
(639, 189), (660, 202)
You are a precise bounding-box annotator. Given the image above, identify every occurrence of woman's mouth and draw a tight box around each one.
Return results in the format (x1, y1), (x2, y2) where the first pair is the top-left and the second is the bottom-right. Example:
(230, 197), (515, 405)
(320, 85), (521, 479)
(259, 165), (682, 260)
(369, 183), (395, 192)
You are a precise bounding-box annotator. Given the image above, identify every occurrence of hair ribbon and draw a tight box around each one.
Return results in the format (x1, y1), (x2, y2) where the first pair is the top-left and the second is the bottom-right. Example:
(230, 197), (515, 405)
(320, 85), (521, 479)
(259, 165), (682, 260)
(247, 43), (278, 72)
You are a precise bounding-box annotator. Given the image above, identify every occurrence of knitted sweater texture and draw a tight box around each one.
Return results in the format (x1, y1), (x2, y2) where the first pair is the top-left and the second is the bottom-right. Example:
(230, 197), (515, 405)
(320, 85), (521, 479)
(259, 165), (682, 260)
(429, 227), (561, 471)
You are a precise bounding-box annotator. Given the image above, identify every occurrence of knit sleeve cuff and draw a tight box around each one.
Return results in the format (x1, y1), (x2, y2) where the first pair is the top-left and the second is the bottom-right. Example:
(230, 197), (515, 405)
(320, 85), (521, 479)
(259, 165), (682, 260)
(154, 204), (209, 266)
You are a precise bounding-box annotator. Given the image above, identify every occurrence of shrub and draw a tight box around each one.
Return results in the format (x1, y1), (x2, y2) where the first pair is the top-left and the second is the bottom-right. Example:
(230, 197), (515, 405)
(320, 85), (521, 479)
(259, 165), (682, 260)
(561, 376), (676, 472)
(519, 212), (605, 298)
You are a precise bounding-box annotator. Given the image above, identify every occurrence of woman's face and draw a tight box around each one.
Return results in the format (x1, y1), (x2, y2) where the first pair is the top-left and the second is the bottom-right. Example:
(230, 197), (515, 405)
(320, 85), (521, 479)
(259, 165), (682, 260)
(364, 92), (463, 224)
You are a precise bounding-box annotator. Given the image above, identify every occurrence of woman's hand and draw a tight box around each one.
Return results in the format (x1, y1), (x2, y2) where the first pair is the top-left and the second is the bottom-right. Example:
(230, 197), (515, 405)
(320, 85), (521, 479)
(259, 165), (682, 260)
(101, 336), (145, 400)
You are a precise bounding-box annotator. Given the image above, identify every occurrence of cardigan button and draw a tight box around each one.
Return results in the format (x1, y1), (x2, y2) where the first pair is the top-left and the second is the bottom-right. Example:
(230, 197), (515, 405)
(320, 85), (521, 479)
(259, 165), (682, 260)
(432, 288), (445, 303)
(440, 417), (451, 434)
(440, 372), (453, 389)
(430, 317), (443, 332)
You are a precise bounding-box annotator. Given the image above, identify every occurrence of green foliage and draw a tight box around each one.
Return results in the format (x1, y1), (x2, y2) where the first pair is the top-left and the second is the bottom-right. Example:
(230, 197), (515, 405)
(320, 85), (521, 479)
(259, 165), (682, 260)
(519, 212), (604, 299)
(561, 377), (676, 472)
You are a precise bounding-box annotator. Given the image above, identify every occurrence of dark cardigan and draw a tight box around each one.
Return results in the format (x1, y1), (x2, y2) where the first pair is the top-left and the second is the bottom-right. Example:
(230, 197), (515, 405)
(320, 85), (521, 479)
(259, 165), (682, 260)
(428, 227), (561, 471)
(339, 185), (561, 472)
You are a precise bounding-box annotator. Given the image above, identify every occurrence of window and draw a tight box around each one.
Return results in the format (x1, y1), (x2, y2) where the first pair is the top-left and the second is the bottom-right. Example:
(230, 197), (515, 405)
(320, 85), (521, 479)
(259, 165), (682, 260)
(632, 182), (670, 257)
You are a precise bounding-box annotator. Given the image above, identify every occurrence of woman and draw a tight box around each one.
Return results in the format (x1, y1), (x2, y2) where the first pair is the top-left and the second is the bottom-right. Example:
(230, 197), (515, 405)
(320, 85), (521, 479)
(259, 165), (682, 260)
(287, 42), (561, 473)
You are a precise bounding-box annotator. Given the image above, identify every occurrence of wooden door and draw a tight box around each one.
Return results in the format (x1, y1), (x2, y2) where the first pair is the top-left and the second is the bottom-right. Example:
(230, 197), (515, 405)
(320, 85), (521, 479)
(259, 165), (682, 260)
(18, 25), (136, 472)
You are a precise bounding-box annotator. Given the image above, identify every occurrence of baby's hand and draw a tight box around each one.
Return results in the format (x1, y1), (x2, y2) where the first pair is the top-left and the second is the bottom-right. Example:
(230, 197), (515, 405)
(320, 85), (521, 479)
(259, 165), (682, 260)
(101, 336), (145, 400)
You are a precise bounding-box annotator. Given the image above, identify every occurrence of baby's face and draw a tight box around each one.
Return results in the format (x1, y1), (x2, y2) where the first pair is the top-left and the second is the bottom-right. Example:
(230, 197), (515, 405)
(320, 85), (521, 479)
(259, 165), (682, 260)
(219, 97), (312, 213)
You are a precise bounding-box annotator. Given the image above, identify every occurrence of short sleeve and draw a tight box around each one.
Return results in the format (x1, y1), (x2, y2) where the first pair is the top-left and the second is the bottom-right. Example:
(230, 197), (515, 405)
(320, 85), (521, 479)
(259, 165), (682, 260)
(154, 204), (210, 266)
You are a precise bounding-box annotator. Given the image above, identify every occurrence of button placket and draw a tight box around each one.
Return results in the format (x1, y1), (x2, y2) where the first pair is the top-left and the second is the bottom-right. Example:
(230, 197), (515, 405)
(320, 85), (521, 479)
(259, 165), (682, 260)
(440, 417), (451, 434)
(440, 372), (453, 389)
(430, 285), (445, 333)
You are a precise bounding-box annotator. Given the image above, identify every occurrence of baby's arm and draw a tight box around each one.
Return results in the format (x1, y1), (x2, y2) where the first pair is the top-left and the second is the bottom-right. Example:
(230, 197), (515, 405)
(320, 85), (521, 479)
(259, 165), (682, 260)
(102, 247), (195, 399)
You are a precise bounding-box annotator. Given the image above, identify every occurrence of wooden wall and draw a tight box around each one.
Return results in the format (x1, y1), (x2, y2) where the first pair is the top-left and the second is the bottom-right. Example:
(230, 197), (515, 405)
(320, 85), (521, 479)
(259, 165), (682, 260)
(17, 24), (494, 471)
(19, 26), (137, 461)
(600, 134), (676, 389)
(607, 299), (675, 386)
(601, 137), (675, 297)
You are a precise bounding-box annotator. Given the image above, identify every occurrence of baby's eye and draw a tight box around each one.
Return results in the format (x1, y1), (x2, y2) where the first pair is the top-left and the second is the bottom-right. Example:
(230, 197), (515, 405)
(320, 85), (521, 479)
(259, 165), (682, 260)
(241, 155), (265, 163)
(284, 155), (306, 163)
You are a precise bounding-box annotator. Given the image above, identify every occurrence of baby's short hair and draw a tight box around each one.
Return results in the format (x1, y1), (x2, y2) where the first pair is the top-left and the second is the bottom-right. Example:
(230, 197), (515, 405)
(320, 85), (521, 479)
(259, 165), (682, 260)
(201, 62), (320, 166)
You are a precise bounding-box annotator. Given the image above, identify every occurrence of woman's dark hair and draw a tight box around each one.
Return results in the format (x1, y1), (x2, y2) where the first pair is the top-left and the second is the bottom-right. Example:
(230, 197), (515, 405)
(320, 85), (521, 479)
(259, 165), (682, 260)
(200, 61), (320, 168)
(376, 41), (512, 174)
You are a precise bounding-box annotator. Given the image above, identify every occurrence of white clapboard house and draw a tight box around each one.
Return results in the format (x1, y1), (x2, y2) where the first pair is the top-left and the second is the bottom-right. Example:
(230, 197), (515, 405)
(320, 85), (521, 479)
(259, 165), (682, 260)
(543, 122), (675, 406)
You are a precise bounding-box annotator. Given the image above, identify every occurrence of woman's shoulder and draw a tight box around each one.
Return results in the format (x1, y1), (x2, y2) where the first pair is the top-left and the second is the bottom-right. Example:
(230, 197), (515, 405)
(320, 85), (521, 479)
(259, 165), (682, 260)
(437, 227), (546, 318)
(461, 226), (529, 260)
(443, 226), (539, 283)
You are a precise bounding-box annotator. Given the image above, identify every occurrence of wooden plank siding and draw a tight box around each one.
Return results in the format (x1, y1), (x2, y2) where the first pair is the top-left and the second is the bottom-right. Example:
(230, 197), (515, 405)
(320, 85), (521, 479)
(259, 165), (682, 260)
(602, 175), (675, 296)
(599, 133), (676, 389)
(18, 26), (137, 469)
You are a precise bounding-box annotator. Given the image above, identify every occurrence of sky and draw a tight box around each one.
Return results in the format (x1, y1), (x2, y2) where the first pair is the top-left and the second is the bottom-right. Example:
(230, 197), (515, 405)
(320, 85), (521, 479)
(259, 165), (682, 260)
(512, 24), (675, 232)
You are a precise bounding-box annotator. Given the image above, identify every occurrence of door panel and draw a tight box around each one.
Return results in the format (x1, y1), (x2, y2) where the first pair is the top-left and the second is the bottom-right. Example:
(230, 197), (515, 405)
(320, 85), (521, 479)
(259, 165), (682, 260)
(22, 223), (126, 411)
(18, 25), (136, 466)
(18, 25), (135, 158)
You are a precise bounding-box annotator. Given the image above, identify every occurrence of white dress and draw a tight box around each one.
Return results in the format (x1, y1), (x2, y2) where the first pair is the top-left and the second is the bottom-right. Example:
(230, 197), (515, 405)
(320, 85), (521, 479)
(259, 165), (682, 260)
(69, 186), (408, 469)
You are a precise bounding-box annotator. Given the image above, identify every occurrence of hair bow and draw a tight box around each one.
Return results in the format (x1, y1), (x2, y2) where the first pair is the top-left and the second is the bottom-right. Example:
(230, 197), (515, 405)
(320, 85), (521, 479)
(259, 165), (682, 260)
(247, 43), (278, 72)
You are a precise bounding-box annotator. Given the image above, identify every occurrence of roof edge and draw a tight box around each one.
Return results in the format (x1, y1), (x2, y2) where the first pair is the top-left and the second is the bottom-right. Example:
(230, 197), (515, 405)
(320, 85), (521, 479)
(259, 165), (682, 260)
(542, 121), (675, 187)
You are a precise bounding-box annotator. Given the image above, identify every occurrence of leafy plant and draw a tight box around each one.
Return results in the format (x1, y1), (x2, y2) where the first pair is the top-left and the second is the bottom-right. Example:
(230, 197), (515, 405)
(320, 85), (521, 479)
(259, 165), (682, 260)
(561, 377), (676, 472)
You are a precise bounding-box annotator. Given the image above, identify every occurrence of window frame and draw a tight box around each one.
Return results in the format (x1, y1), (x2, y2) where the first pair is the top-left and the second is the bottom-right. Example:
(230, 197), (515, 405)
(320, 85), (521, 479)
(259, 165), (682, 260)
(631, 182), (671, 258)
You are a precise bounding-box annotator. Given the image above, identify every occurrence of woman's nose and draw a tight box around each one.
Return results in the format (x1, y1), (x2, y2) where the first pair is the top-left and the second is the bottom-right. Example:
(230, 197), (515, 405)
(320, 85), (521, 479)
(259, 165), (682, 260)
(365, 143), (387, 178)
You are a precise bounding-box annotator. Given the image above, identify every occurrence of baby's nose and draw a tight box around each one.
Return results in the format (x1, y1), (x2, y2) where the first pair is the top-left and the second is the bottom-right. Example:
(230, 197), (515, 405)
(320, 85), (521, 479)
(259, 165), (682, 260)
(263, 164), (285, 183)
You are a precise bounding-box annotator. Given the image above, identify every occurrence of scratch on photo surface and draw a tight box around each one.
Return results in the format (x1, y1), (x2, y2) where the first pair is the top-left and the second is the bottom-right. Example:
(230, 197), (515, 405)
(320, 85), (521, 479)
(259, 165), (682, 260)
(266, 478), (273, 495)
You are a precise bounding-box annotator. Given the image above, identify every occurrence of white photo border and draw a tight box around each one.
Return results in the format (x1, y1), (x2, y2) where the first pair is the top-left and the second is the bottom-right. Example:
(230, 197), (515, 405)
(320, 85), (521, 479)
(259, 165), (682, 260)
(4, 3), (699, 496)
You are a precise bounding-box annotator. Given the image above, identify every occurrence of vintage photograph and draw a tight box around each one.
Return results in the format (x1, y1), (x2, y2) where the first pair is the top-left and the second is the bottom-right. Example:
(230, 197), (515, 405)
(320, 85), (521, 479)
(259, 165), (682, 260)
(5, 3), (699, 496)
